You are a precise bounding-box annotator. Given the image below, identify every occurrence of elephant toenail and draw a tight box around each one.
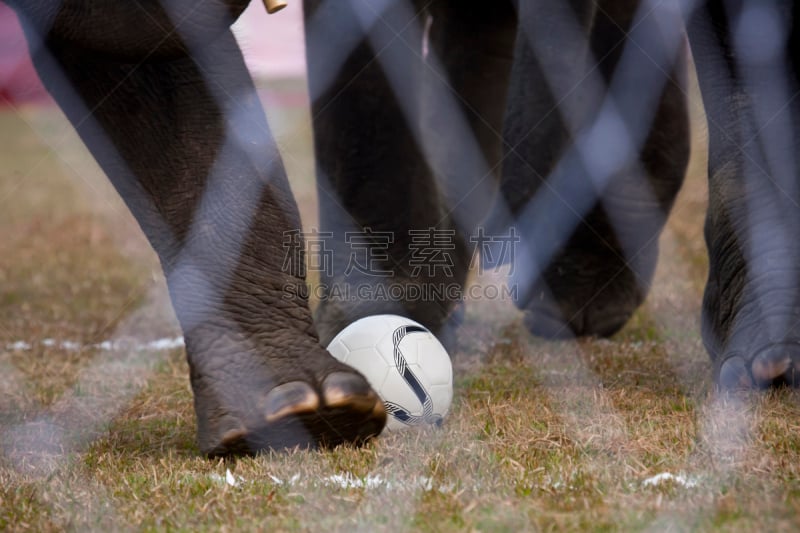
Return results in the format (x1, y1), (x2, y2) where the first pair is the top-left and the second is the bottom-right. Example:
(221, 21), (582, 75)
(322, 372), (379, 411)
(751, 348), (792, 386)
(220, 426), (249, 446)
(264, 381), (319, 423)
(371, 399), (387, 421)
(718, 356), (753, 390)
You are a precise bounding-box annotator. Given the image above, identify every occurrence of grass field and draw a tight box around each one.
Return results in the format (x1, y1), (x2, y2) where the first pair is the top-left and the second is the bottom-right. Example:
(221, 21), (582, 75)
(2, 77), (800, 532)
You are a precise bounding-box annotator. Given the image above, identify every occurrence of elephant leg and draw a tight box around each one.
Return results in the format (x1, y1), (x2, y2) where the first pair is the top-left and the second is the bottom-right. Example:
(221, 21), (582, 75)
(501, 0), (689, 338)
(420, 2), (517, 238)
(14, 2), (385, 455)
(304, 0), (516, 346)
(689, 1), (800, 389)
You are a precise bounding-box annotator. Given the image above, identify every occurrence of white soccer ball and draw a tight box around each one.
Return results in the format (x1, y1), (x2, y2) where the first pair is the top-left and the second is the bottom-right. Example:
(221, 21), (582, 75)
(326, 314), (453, 432)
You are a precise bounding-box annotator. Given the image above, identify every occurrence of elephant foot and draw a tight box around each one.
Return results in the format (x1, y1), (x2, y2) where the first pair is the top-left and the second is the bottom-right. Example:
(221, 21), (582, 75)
(207, 373), (386, 456)
(516, 250), (649, 339)
(188, 329), (386, 456)
(717, 343), (800, 391)
(522, 291), (635, 339)
(703, 248), (800, 391)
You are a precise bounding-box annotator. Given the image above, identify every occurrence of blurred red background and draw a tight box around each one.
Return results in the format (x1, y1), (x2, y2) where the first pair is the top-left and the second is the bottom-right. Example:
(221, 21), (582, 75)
(0, 2), (307, 108)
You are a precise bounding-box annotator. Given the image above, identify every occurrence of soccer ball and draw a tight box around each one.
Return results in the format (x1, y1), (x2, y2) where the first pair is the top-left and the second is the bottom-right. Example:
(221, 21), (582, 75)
(326, 314), (453, 432)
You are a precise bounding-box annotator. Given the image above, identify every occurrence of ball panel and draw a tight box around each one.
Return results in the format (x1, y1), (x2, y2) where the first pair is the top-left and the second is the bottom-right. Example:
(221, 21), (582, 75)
(414, 338), (453, 387)
(375, 338), (398, 367)
(394, 336), (421, 365)
(326, 338), (348, 362)
(342, 347), (387, 369)
(427, 383), (453, 416)
(340, 348), (390, 386)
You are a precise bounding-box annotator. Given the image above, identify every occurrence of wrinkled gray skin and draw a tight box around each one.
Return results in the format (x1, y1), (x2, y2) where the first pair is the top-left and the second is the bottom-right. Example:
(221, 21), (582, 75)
(7, 0), (798, 455)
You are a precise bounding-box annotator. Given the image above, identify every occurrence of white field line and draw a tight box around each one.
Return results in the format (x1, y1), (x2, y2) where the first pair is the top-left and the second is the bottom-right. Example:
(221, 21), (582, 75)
(1, 280), (179, 528)
(207, 470), (456, 493)
(206, 469), (701, 494)
(641, 472), (700, 489)
(4, 336), (184, 353)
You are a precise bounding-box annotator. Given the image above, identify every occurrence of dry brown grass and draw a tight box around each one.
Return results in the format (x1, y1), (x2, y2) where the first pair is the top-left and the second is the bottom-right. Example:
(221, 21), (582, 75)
(2, 77), (800, 531)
